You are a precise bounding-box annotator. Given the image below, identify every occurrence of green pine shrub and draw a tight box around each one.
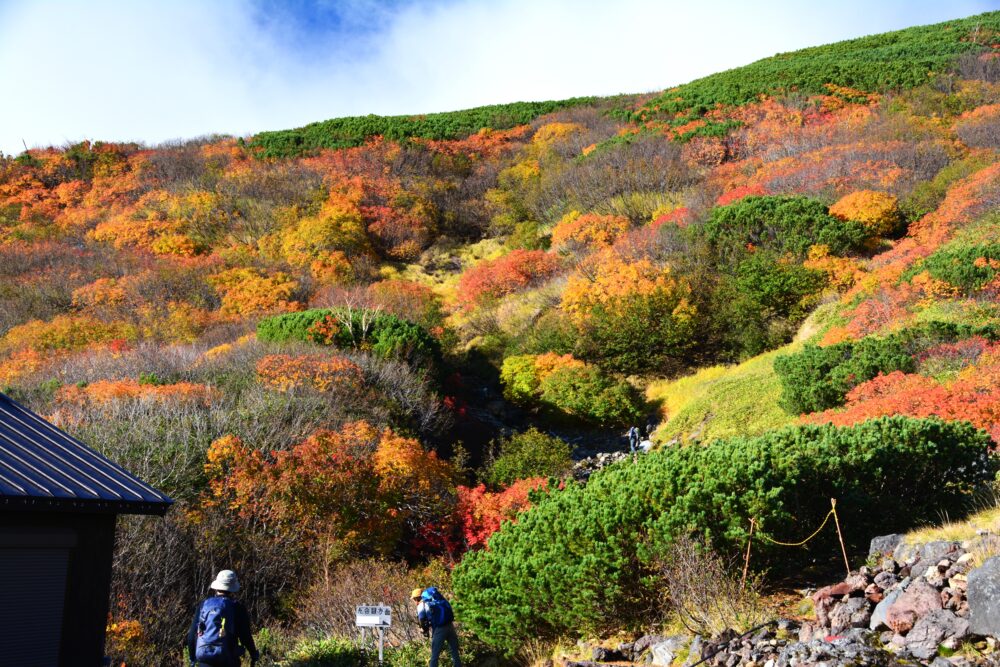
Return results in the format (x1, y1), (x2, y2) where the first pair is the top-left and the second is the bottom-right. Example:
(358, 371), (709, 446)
(452, 417), (995, 654)
(538, 364), (643, 426)
(246, 98), (598, 158)
(774, 322), (1000, 414)
(484, 427), (573, 487)
(703, 196), (870, 263)
(257, 308), (441, 369)
(917, 243), (1000, 294)
(637, 12), (1000, 122)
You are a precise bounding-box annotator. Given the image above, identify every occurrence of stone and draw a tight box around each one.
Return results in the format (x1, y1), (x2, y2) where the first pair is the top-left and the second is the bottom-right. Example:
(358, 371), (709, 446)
(682, 636), (703, 667)
(925, 565), (947, 588)
(912, 541), (965, 575)
(905, 609), (970, 660)
(873, 571), (900, 591)
(812, 581), (852, 602)
(870, 587), (903, 631)
(828, 598), (871, 633)
(886, 580), (942, 634)
(632, 634), (668, 656)
(870, 534), (905, 559)
(650, 637), (689, 667)
(893, 541), (921, 565)
(844, 572), (869, 593)
(592, 646), (627, 662)
(879, 557), (898, 573)
(864, 583), (883, 603)
(942, 586), (958, 607)
(968, 555), (1000, 638)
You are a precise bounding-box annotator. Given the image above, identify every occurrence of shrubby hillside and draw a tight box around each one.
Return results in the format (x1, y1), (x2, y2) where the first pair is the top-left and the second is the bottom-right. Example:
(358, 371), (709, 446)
(2, 10), (1000, 665)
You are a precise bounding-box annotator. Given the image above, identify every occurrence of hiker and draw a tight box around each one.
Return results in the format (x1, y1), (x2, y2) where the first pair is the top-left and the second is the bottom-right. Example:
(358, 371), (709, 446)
(186, 570), (259, 667)
(626, 425), (640, 454)
(412, 586), (462, 667)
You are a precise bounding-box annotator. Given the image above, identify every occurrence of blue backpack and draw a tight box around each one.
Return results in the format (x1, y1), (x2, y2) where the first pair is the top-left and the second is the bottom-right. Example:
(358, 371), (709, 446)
(195, 596), (237, 665)
(421, 587), (455, 627)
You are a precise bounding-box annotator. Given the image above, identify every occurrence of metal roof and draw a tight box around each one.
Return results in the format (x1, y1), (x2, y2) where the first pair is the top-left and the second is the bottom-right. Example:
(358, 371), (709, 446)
(0, 393), (172, 515)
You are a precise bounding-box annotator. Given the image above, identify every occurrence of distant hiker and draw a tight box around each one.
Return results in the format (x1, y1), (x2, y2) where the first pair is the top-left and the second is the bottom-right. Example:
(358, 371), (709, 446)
(412, 586), (462, 667)
(186, 570), (259, 667)
(645, 420), (656, 439)
(626, 425), (640, 454)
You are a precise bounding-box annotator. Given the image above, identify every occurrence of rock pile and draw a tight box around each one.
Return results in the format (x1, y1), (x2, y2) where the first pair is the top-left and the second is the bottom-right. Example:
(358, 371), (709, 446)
(571, 451), (630, 481)
(562, 535), (1000, 667)
(801, 535), (999, 662)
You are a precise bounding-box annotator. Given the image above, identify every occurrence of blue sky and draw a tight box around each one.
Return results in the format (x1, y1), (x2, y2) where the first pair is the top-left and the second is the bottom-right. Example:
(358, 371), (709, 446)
(0, 0), (997, 155)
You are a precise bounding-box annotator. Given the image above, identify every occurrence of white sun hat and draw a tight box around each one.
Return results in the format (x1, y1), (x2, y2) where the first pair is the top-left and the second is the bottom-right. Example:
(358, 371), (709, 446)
(210, 569), (241, 592)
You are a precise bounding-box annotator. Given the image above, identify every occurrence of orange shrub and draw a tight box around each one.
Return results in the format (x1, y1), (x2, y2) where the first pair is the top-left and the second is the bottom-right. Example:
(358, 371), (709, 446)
(551, 211), (630, 252)
(561, 251), (693, 324)
(829, 190), (901, 236)
(208, 268), (301, 317)
(1, 314), (136, 354)
(457, 250), (561, 309)
(56, 380), (218, 408)
(256, 353), (364, 393)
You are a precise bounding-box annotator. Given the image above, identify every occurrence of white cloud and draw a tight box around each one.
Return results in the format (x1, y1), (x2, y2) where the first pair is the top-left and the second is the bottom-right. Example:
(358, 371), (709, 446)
(0, 0), (994, 154)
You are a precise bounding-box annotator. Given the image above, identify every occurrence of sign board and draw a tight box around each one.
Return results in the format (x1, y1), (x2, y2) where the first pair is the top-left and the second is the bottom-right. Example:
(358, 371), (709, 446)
(356, 604), (392, 627)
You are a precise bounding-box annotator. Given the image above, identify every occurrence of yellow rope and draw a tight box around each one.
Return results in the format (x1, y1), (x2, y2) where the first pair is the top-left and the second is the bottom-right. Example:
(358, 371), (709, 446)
(755, 509), (835, 547)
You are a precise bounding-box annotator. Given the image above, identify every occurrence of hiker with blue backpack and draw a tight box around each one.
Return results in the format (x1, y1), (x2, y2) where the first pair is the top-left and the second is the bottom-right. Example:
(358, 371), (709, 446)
(412, 586), (462, 667)
(186, 570), (259, 667)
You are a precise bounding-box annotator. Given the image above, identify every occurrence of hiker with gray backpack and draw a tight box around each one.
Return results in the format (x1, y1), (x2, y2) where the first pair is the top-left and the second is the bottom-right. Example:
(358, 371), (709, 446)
(412, 586), (462, 667)
(186, 570), (259, 667)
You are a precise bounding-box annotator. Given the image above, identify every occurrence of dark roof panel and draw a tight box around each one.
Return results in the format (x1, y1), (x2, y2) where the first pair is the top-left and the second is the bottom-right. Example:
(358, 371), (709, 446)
(0, 393), (172, 515)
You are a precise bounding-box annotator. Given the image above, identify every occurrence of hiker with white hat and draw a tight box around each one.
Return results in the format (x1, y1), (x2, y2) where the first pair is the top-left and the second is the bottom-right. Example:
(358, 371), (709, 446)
(185, 570), (259, 666)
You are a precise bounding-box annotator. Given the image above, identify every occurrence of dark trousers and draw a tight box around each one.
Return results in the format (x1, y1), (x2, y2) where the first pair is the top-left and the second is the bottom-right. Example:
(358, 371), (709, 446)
(430, 622), (461, 667)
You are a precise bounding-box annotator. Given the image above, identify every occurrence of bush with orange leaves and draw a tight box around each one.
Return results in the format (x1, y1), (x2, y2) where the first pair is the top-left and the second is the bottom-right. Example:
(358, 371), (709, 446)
(561, 251), (693, 323)
(453, 478), (548, 551)
(255, 353), (364, 394)
(208, 267), (301, 317)
(202, 420), (457, 555)
(457, 249), (561, 309)
(0, 314), (136, 354)
(55, 379), (218, 410)
(803, 357), (1000, 444)
(550, 211), (630, 252)
(829, 190), (902, 237)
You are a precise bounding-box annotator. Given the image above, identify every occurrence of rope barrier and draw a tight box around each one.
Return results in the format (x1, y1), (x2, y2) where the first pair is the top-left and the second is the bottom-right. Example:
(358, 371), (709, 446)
(741, 498), (852, 587)
(755, 509), (835, 547)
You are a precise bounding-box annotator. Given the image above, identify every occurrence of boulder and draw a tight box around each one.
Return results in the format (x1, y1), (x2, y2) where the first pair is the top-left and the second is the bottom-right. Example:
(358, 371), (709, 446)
(904, 609), (970, 660)
(812, 581), (853, 602)
(591, 646), (627, 662)
(650, 636), (689, 667)
(873, 571), (899, 591)
(894, 541), (921, 565)
(631, 634), (668, 656)
(912, 541), (964, 576)
(870, 534), (905, 559)
(828, 598), (871, 633)
(870, 587), (903, 631)
(968, 556), (1000, 637)
(886, 580), (941, 634)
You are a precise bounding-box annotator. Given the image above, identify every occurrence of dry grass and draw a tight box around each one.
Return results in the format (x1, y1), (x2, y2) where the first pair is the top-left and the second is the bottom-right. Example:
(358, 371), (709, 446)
(906, 504), (1000, 567)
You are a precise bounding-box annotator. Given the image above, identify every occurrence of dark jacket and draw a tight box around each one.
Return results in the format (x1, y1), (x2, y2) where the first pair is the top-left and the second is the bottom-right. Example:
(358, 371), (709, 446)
(186, 594), (259, 665)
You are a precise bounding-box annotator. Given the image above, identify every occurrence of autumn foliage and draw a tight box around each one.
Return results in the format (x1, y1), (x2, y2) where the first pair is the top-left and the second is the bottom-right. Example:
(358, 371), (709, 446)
(457, 249), (561, 308)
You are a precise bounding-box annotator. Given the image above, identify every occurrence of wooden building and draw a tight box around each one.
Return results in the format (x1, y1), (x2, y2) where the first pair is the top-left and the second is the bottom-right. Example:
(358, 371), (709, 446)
(0, 392), (172, 666)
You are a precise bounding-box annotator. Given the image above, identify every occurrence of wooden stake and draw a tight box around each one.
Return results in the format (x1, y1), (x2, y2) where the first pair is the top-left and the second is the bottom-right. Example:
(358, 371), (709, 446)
(741, 517), (756, 590)
(831, 498), (851, 577)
